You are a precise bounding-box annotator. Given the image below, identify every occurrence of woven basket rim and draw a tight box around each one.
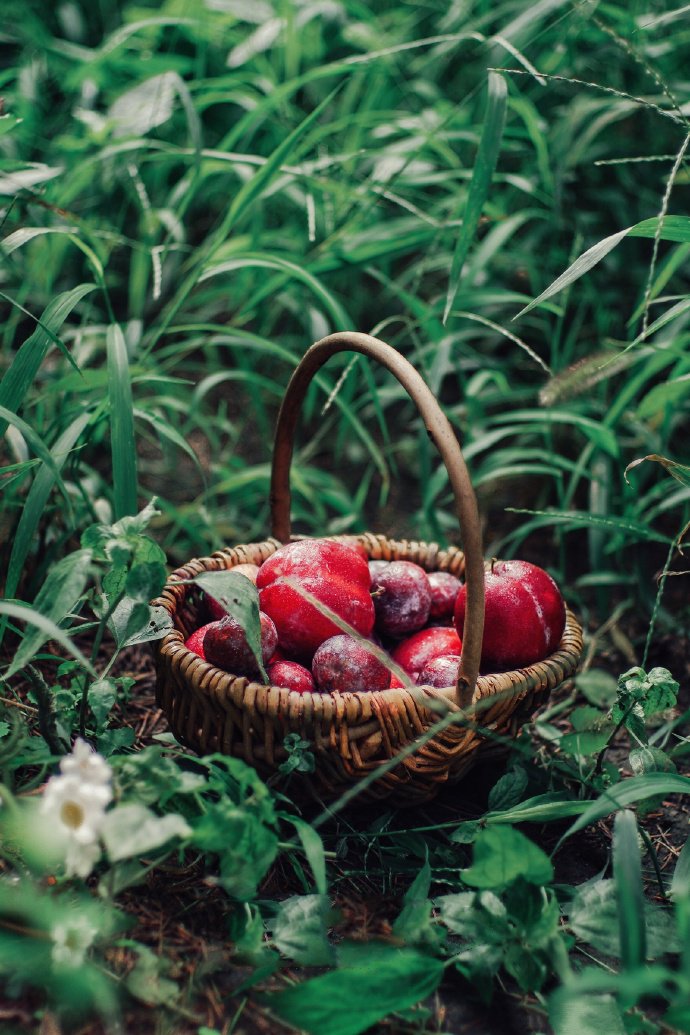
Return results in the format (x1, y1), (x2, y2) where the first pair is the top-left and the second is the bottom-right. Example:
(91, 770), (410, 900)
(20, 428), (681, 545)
(153, 532), (584, 725)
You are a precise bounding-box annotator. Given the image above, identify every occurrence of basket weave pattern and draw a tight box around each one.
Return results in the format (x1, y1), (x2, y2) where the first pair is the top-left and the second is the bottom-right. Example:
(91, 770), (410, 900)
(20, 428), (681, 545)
(154, 331), (584, 805)
(154, 533), (583, 805)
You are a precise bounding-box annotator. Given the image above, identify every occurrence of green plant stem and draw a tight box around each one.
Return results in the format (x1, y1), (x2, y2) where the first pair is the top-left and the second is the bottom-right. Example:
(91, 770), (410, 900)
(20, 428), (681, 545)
(79, 590), (125, 737)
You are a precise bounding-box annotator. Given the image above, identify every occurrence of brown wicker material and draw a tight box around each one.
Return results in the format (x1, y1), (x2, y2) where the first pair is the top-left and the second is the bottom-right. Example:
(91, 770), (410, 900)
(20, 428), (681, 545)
(154, 333), (584, 805)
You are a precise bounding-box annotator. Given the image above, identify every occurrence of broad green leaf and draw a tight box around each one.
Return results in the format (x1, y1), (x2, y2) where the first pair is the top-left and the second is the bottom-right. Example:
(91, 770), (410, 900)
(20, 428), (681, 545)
(0, 284), (94, 435)
(190, 795), (278, 901)
(568, 879), (679, 959)
(271, 894), (338, 966)
(549, 988), (626, 1035)
(487, 765), (529, 812)
(88, 678), (118, 728)
(192, 571), (267, 682)
(392, 859), (441, 950)
(628, 214), (690, 243)
(124, 562), (168, 603)
(444, 72), (507, 323)
(613, 811), (646, 969)
(628, 746), (676, 777)
(265, 944), (444, 1035)
(462, 826), (553, 889)
(107, 323), (138, 519)
(575, 670), (618, 708)
(125, 944), (179, 1006)
(559, 707), (615, 757)
(102, 804), (191, 862)
(8, 549), (92, 675)
(108, 601), (172, 649)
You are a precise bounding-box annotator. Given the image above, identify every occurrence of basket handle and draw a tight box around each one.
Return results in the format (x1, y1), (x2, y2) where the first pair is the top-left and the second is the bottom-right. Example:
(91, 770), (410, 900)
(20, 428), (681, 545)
(270, 331), (484, 708)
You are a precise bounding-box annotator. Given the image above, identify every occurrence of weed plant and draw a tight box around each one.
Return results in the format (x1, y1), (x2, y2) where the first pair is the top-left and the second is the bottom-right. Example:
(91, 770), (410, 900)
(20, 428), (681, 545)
(1, 0), (690, 1032)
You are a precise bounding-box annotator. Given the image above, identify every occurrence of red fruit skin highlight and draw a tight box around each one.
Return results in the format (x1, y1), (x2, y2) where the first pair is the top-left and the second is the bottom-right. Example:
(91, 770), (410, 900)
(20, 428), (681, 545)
(312, 635), (390, 693)
(453, 559), (566, 672)
(184, 622), (217, 659)
(204, 612), (278, 678)
(391, 627), (462, 681)
(258, 539), (374, 661)
(267, 660), (315, 694)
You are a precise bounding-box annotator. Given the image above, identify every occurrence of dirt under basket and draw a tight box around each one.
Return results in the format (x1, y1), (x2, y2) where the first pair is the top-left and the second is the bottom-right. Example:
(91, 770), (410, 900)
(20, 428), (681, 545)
(153, 332), (584, 806)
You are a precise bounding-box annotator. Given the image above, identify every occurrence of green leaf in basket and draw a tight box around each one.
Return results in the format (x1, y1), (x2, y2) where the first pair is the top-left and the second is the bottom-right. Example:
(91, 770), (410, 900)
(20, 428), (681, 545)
(264, 943), (444, 1035)
(192, 570), (267, 682)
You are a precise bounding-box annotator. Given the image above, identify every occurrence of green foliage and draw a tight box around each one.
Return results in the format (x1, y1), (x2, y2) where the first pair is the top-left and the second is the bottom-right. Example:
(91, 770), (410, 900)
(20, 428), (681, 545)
(266, 943), (445, 1035)
(1, 0), (690, 1030)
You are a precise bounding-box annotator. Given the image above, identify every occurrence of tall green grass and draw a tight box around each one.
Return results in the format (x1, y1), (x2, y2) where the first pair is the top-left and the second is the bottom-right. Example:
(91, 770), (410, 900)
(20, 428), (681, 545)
(0, 0), (688, 626)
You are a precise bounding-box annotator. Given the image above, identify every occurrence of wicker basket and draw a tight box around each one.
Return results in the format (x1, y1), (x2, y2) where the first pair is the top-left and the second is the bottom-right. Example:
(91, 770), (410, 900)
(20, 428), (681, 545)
(154, 332), (583, 805)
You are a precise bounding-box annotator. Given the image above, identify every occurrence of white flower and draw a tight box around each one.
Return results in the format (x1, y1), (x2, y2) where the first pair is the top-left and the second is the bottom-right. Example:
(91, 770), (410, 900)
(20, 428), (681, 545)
(59, 737), (112, 787)
(51, 914), (98, 968)
(40, 740), (113, 878)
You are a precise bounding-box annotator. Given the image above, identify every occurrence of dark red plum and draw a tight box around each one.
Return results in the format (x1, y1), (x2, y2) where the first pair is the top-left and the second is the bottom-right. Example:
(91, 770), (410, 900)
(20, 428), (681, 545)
(184, 621), (217, 660)
(204, 611), (278, 677)
(368, 559), (390, 580)
(268, 660), (315, 694)
(417, 654), (461, 688)
(312, 635), (390, 693)
(371, 560), (432, 637)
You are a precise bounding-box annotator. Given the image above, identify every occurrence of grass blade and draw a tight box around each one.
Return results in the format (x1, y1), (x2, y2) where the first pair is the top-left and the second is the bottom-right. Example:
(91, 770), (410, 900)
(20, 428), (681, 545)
(515, 215), (690, 320)
(0, 602), (96, 679)
(514, 227), (631, 320)
(3, 411), (91, 602)
(107, 323), (138, 518)
(559, 773), (690, 845)
(0, 283), (95, 436)
(670, 833), (690, 901)
(613, 810), (647, 969)
(7, 549), (93, 679)
(444, 72), (508, 324)
(149, 84), (344, 349)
